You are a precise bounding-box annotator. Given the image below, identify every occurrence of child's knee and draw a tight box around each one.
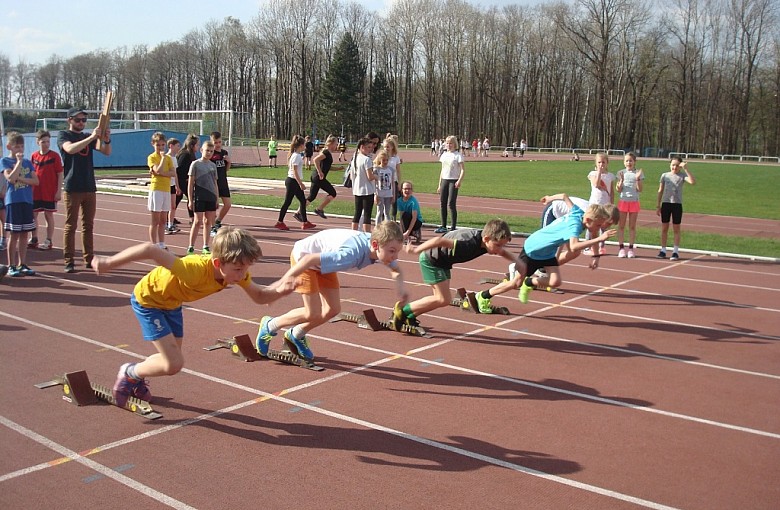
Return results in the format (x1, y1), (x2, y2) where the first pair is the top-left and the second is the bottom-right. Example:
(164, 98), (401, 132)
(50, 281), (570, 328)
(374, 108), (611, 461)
(162, 357), (184, 375)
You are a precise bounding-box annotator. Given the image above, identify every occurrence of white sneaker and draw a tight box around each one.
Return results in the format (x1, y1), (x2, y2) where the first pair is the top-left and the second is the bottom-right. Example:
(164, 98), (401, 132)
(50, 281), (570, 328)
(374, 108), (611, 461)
(618, 248), (627, 258)
(627, 249), (635, 258)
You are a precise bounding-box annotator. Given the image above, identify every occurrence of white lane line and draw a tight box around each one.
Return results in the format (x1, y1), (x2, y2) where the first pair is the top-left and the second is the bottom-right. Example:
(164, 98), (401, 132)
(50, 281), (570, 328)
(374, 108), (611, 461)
(0, 416), (196, 510)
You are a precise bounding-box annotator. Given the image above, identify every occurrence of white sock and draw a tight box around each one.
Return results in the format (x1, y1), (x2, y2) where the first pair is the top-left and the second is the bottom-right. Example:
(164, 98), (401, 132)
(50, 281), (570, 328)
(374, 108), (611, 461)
(292, 325), (306, 339)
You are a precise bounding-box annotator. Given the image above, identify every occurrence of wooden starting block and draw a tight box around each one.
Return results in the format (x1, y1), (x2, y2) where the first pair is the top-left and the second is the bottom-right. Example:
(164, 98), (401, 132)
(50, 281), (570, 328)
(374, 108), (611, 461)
(204, 334), (324, 371)
(35, 370), (162, 420)
(450, 288), (510, 315)
(330, 309), (430, 337)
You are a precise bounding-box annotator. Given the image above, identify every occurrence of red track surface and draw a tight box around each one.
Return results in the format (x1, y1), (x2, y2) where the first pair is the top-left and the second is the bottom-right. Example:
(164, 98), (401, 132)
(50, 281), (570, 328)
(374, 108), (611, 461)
(1, 194), (778, 509)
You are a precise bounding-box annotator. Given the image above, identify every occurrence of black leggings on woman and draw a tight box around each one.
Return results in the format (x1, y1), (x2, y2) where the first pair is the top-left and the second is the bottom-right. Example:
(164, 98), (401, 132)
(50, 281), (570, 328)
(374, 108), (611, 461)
(440, 179), (459, 229)
(352, 194), (375, 226)
(279, 177), (308, 222)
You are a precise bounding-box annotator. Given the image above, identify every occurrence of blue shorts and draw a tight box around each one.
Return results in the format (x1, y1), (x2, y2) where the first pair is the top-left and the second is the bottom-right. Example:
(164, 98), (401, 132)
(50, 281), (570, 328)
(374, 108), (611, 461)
(131, 294), (184, 341)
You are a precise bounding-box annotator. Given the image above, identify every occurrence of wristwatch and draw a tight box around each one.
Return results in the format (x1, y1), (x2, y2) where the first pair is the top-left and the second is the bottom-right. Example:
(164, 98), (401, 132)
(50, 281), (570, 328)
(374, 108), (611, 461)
(103, 139), (111, 145)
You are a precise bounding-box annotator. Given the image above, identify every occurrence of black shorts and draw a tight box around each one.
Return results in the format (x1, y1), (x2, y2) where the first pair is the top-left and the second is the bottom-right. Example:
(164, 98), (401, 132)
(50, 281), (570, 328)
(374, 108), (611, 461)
(660, 202), (683, 224)
(216, 176), (231, 198)
(33, 200), (57, 212)
(193, 199), (218, 212)
(519, 249), (559, 276)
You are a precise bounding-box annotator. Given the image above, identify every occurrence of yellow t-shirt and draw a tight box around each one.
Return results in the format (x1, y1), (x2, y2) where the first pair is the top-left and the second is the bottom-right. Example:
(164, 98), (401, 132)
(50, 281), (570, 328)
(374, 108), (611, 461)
(147, 152), (174, 191)
(133, 256), (251, 310)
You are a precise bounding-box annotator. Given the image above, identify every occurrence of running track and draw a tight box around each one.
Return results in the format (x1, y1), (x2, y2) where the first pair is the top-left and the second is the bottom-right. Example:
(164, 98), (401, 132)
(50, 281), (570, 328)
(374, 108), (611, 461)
(1, 194), (778, 509)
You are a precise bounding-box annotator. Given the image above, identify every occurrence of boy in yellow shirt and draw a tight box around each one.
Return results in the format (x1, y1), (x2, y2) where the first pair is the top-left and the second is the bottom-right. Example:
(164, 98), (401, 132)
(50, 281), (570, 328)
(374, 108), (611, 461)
(93, 227), (297, 406)
(147, 132), (177, 249)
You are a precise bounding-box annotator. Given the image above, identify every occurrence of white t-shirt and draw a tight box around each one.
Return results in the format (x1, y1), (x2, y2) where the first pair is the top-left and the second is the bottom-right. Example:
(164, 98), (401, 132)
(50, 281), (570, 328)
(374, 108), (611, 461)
(288, 152), (303, 180)
(292, 229), (398, 274)
(440, 151), (464, 180)
(587, 170), (615, 205)
(375, 165), (395, 198)
(551, 197), (589, 217)
(352, 152), (376, 196)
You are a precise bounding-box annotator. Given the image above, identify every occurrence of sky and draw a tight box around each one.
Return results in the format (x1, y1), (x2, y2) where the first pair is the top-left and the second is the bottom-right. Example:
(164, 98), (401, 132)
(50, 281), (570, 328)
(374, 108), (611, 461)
(1, 0), (523, 65)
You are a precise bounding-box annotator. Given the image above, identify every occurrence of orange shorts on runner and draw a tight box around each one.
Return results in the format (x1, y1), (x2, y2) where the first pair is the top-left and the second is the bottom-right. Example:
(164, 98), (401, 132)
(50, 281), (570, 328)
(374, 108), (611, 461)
(291, 254), (340, 294)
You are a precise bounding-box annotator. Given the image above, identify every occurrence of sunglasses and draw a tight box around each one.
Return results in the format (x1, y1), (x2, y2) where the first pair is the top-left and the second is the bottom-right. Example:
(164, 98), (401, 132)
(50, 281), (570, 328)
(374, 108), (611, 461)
(72, 117), (88, 122)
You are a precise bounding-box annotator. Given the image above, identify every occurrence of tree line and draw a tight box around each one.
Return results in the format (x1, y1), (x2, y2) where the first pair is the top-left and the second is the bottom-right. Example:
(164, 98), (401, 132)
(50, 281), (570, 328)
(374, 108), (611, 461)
(1, 0), (778, 156)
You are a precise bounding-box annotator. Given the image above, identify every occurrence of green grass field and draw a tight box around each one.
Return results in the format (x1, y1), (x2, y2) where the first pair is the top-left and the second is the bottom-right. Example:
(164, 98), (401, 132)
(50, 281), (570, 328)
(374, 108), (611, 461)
(97, 158), (780, 258)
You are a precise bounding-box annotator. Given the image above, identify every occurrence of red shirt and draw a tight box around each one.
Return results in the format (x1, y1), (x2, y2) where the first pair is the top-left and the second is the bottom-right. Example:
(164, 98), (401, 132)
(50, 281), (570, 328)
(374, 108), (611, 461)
(31, 150), (64, 201)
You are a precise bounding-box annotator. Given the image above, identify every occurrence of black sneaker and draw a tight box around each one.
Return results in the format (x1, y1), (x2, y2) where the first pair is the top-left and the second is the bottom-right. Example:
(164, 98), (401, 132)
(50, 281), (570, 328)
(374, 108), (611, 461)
(656, 251), (667, 259)
(293, 212), (303, 223)
(670, 253), (680, 261)
(64, 263), (75, 273)
(314, 209), (327, 219)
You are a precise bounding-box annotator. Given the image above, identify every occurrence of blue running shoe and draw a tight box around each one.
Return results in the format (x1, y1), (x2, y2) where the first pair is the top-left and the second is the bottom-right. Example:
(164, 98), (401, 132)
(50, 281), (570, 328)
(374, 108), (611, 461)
(8, 265), (21, 277)
(19, 264), (35, 276)
(255, 316), (276, 356)
(113, 363), (140, 408)
(284, 329), (313, 361)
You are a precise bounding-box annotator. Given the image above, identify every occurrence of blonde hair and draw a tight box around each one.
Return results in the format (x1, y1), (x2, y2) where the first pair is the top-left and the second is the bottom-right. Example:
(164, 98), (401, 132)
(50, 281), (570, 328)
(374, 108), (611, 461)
(586, 204), (620, 224)
(201, 140), (215, 150)
(5, 131), (24, 145)
(445, 135), (458, 150)
(383, 136), (398, 156)
(595, 152), (609, 163)
(373, 149), (389, 167)
(211, 226), (262, 264)
(371, 221), (404, 245)
(482, 219), (512, 242)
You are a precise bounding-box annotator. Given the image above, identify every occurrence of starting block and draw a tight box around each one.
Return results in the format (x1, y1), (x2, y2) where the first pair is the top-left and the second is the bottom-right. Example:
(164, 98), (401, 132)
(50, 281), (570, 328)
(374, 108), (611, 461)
(450, 288), (510, 315)
(330, 309), (430, 337)
(478, 274), (564, 295)
(35, 370), (162, 420)
(204, 334), (324, 371)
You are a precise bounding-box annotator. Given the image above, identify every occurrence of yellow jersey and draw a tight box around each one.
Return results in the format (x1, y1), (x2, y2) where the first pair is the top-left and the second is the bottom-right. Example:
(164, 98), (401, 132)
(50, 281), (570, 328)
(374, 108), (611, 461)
(147, 152), (174, 192)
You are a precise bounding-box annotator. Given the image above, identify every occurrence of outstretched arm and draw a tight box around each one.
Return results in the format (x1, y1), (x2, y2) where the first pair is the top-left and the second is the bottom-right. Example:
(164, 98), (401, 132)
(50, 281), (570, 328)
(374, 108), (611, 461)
(390, 265), (409, 303)
(242, 276), (298, 305)
(540, 193), (572, 208)
(405, 235), (454, 255)
(92, 242), (177, 275)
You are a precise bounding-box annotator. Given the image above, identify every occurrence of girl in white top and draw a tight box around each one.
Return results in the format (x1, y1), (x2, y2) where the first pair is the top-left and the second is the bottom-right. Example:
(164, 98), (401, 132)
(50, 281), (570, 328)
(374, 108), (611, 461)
(615, 152), (644, 258)
(435, 135), (465, 233)
(383, 136), (402, 221)
(350, 137), (378, 233)
(586, 152), (615, 254)
(276, 135), (315, 230)
(373, 150), (395, 225)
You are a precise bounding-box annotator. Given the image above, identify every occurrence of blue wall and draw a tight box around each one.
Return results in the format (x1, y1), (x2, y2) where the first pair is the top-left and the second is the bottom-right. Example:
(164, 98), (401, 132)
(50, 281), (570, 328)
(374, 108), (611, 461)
(5, 129), (196, 168)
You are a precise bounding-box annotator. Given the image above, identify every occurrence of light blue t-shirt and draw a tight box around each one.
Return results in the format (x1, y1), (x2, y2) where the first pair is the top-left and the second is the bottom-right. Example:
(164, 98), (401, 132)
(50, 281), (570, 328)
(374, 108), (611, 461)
(524, 205), (585, 260)
(292, 229), (398, 274)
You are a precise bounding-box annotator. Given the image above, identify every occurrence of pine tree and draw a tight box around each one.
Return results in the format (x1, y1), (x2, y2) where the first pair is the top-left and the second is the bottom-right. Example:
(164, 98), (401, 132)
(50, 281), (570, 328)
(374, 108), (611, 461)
(367, 71), (395, 136)
(313, 33), (365, 140)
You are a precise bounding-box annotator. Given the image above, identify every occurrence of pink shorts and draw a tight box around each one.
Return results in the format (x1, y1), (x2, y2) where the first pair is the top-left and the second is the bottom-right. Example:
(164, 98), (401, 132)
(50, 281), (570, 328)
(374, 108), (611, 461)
(618, 200), (640, 213)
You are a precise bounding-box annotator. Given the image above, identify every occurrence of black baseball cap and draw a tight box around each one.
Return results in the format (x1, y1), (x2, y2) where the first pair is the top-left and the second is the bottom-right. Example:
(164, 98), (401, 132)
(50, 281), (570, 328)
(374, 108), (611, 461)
(67, 107), (87, 118)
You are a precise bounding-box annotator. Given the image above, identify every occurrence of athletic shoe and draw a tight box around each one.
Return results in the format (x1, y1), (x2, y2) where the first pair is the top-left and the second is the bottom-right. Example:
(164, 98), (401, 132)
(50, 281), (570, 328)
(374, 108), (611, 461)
(64, 263), (75, 273)
(302, 221), (317, 230)
(210, 226), (218, 237)
(202, 246), (211, 255)
(284, 329), (313, 361)
(583, 247), (592, 256)
(475, 293), (494, 314)
(8, 265), (21, 277)
(113, 363), (141, 408)
(390, 301), (405, 331)
(657, 251), (667, 259)
(618, 248), (627, 258)
(27, 237), (38, 249)
(274, 221), (290, 231)
(19, 264), (35, 276)
(404, 314), (421, 328)
(173, 218), (182, 225)
(434, 226), (447, 234)
(132, 379), (152, 402)
(518, 280), (533, 304)
(670, 252), (680, 261)
(40, 238), (53, 250)
(313, 209), (327, 219)
(85, 261), (93, 269)
(599, 246), (607, 256)
(186, 246), (195, 255)
(627, 249), (636, 258)
(255, 315), (276, 356)
(293, 212), (303, 223)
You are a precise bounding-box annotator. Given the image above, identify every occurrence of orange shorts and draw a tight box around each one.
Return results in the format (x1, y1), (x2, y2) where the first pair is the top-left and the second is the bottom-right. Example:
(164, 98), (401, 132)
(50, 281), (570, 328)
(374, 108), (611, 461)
(618, 200), (641, 213)
(291, 254), (340, 294)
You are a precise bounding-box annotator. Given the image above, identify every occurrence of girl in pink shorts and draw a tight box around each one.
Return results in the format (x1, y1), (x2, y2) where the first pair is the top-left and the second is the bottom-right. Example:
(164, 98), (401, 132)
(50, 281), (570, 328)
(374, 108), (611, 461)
(615, 152), (644, 258)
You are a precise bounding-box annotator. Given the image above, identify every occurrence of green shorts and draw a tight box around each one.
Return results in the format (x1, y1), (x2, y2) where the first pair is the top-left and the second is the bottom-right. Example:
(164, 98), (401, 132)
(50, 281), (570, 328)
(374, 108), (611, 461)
(419, 252), (451, 285)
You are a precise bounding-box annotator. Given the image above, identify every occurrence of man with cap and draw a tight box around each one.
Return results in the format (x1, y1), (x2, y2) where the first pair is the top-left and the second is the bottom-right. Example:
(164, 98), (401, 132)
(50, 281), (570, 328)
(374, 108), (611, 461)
(58, 107), (112, 273)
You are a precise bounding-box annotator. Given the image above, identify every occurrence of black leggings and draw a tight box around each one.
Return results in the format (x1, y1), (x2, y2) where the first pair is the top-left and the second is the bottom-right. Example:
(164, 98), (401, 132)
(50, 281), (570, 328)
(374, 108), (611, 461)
(352, 194), (375, 225)
(440, 179), (459, 228)
(279, 177), (307, 222)
(401, 211), (422, 233)
(306, 173), (337, 202)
